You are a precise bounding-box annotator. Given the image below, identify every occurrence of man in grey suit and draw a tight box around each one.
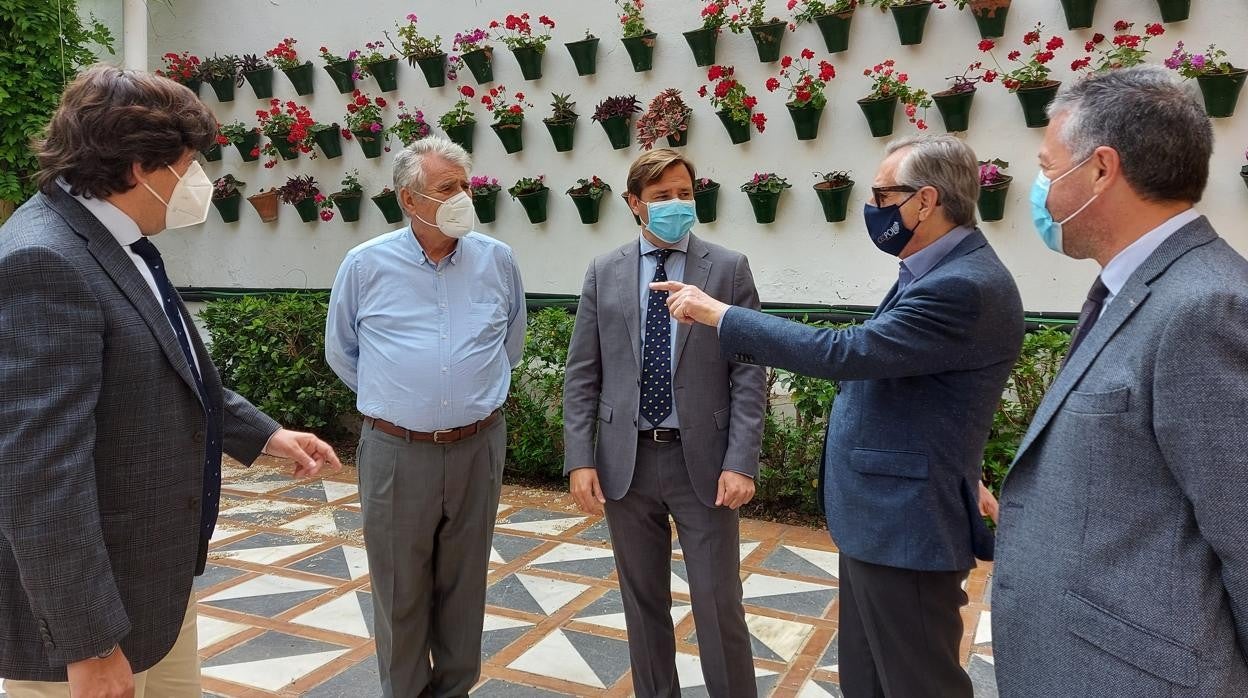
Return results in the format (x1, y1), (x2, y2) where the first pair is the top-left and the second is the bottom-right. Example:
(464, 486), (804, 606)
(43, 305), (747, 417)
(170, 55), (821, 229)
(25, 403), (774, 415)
(563, 148), (766, 697)
(0, 66), (340, 698)
(659, 134), (1023, 698)
(992, 66), (1248, 696)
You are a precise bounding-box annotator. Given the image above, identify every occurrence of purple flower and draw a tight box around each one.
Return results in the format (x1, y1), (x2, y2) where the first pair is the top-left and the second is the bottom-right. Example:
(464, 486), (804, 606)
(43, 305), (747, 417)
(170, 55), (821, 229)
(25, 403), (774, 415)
(1191, 54), (1206, 68)
(407, 13), (418, 22)
(1164, 57), (1180, 69)
(351, 71), (362, 80)
(348, 50), (360, 60)
(370, 122), (382, 133)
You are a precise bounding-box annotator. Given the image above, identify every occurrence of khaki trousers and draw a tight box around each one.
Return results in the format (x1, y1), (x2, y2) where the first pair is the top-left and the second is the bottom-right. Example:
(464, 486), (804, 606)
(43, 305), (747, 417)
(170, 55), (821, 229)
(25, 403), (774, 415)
(5, 600), (200, 698)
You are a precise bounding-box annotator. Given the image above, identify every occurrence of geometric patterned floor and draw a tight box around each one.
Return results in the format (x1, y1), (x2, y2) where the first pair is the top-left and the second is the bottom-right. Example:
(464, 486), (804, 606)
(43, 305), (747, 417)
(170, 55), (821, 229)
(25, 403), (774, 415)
(2, 456), (997, 697)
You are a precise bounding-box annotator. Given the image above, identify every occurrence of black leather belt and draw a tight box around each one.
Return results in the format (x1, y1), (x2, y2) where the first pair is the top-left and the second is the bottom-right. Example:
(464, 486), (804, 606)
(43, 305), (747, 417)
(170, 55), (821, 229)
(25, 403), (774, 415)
(639, 428), (681, 443)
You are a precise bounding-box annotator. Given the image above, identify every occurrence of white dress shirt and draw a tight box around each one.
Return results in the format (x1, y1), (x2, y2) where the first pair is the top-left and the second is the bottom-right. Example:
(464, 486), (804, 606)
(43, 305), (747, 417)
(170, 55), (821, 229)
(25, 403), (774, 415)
(1099, 208), (1200, 316)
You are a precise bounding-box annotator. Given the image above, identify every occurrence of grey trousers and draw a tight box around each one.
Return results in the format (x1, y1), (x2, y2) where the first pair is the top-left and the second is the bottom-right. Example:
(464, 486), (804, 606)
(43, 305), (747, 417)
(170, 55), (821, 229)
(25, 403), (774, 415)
(603, 438), (756, 698)
(357, 416), (506, 698)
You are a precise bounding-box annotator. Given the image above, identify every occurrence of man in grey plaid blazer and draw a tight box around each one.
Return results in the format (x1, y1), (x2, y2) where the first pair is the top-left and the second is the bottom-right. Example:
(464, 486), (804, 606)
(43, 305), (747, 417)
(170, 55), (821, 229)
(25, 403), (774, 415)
(0, 66), (340, 698)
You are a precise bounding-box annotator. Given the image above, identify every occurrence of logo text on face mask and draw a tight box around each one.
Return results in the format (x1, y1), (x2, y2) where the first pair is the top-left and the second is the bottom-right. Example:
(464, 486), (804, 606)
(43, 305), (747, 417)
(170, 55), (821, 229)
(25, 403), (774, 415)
(876, 221), (901, 242)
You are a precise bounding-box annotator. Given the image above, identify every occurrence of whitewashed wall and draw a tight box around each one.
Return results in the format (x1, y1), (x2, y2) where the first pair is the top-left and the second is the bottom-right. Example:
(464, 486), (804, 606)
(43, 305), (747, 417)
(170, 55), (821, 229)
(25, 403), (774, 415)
(94, 0), (1248, 311)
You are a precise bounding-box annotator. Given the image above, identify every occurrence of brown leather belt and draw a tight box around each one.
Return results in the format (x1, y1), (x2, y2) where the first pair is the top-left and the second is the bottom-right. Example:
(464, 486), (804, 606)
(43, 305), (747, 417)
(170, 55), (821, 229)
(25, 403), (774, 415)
(364, 409), (502, 444)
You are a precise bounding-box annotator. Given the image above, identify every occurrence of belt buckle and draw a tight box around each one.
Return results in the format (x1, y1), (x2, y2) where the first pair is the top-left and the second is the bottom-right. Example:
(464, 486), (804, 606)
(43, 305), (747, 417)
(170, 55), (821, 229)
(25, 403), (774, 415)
(652, 429), (675, 443)
(432, 428), (455, 444)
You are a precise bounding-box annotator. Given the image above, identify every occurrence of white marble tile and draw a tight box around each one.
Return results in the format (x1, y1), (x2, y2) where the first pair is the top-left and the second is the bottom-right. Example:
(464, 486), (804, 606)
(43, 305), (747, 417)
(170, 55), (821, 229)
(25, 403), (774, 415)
(497, 516), (587, 536)
(516, 573), (590, 616)
(577, 604), (691, 632)
(213, 542), (321, 566)
(321, 481), (358, 502)
(674, 652), (777, 688)
(671, 571), (691, 595)
(507, 629), (604, 688)
(741, 573), (835, 599)
(746, 613), (815, 662)
(220, 500), (311, 518)
(798, 680), (840, 698)
(222, 479), (294, 494)
(281, 510), (342, 536)
(341, 545), (370, 580)
(975, 610), (992, 645)
(785, 545), (841, 578)
(529, 542), (614, 566)
(974, 652), (994, 665)
(201, 649), (348, 691)
(740, 541), (762, 561)
(483, 613), (533, 632)
(201, 574), (331, 603)
(209, 525), (248, 544)
(196, 615), (250, 650)
(291, 593), (371, 638)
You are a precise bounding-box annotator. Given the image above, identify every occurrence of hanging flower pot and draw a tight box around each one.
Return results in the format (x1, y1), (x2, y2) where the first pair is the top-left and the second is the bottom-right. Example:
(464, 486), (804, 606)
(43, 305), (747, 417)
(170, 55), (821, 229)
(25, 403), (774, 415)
(745, 191), (782, 224)
(890, 1), (935, 46)
(814, 179), (854, 222)
(1155, 0), (1190, 23)
(787, 104), (824, 141)
(184, 78), (203, 96)
(473, 189), (500, 223)
(622, 32), (658, 72)
(748, 21), (788, 63)
(444, 122), (476, 153)
(666, 124), (690, 148)
(234, 129), (261, 162)
(201, 142), (223, 162)
(544, 119), (577, 152)
(814, 10), (855, 53)
(461, 48), (495, 84)
(716, 111), (752, 145)
(932, 87), (976, 132)
(332, 192), (362, 222)
(978, 176), (1012, 222)
(269, 132), (300, 161)
(515, 188), (550, 224)
(569, 194), (604, 224)
(1015, 81), (1060, 128)
(968, 0), (1011, 38)
(682, 28), (719, 67)
(1058, 0), (1097, 30)
(282, 61), (316, 95)
(292, 198), (319, 223)
(1195, 69), (1248, 118)
(324, 59), (356, 94)
(351, 129), (385, 158)
(694, 183), (719, 223)
(491, 123), (525, 154)
(247, 189), (280, 222)
(243, 67), (275, 99)
(212, 192), (242, 223)
(312, 125), (343, 159)
(857, 96), (898, 137)
(371, 190), (404, 224)
(208, 76), (236, 102)
(412, 53), (448, 88)
(565, 37), (600, 76)
(599, 115), (633, 149)
(368, 58), (401, 92)
(511, 47), (545, 81)
(1241, 165), (1248, 192)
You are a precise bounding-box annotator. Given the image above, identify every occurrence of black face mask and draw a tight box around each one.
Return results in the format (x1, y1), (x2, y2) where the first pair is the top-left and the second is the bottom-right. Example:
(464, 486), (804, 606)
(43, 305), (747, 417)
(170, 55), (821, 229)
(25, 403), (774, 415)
(863, 193), (918, 257)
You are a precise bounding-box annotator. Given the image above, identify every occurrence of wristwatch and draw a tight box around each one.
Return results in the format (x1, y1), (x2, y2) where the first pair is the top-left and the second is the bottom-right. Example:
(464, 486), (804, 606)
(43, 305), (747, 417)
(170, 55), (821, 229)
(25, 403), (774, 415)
(96, 645), (116, 660)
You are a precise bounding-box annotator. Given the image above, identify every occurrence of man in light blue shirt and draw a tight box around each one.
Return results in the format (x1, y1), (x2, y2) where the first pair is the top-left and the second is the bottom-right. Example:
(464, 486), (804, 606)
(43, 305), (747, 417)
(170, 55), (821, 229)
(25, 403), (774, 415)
(325, 137), (525, 698)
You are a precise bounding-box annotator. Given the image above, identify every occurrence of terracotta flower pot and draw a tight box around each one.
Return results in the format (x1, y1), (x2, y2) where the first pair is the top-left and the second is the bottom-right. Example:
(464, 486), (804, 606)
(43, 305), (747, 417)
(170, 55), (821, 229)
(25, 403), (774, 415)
(247, 189), (279, 222)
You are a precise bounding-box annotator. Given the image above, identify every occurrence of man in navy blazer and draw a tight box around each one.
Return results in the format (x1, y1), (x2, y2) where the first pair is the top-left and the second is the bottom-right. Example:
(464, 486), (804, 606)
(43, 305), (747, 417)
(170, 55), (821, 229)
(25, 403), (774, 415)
(656, 134), (1024, 697)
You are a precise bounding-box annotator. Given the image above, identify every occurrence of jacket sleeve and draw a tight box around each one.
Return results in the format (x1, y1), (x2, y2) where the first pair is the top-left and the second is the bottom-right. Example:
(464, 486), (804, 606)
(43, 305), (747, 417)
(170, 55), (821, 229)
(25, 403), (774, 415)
(721, 254), (766, 478)
(220, 388), (281, 465)
(562, 261), (603, 474)
(0, 246), (131, 665)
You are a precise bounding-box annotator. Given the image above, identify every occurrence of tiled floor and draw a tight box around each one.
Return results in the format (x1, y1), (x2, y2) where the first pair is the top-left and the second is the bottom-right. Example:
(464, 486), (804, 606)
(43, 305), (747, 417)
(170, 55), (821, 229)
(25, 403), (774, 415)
(2, 457), (997, 697)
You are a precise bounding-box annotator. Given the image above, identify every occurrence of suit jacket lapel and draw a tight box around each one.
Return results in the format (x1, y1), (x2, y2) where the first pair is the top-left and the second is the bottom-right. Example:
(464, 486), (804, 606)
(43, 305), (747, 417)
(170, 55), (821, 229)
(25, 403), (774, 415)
(45, 189), (203, 402)
(674, 236), (711, 369)
(615, 243), (642, 369)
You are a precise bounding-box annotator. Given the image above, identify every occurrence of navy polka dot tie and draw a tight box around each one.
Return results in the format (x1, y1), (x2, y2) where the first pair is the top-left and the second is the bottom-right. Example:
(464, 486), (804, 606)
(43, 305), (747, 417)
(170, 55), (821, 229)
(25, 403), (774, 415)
(641, 249), (673, 427)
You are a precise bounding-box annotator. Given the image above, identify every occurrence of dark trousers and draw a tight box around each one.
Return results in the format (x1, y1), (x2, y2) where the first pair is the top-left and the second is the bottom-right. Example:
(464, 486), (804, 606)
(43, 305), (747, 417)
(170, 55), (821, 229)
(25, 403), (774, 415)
(837, 555), (973, 698)
(603, 438), (756, 698)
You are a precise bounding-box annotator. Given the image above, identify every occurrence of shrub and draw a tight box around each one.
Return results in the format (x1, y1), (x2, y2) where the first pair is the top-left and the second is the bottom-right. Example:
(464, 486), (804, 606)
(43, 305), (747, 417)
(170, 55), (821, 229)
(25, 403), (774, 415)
(504, 307), (574, 478)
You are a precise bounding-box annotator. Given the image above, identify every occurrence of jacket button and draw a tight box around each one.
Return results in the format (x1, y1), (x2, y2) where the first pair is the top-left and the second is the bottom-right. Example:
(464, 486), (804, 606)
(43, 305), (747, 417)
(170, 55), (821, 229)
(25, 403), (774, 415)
(188, 496), (201, 510)
(192, 431), (204, 444)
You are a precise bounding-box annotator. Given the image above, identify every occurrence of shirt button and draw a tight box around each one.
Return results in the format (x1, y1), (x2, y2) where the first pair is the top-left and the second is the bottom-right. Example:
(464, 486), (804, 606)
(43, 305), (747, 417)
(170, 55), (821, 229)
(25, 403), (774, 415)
(442, 401), (448, 406)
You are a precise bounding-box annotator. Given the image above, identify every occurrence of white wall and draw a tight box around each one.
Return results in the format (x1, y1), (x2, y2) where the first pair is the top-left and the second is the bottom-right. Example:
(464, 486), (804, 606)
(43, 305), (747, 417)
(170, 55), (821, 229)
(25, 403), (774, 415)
(121, 0), (1248, 311)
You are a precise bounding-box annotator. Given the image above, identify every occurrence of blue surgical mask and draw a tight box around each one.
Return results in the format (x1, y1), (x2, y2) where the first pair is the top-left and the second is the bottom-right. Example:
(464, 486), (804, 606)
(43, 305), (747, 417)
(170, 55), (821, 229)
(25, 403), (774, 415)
(645, 199), (696, 244)
(1030, 155), (1098, 255)
(863, 193), (918, 257)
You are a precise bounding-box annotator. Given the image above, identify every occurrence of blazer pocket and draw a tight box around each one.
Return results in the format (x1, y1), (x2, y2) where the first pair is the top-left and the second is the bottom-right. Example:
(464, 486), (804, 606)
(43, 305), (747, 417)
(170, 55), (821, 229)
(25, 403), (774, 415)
(598, 400), (613, 423)
(1064, 386), (1130, 415)
(1065, 591), (1198, 688)
(713, 407), (731, 431)
(849, 448), (929, 480)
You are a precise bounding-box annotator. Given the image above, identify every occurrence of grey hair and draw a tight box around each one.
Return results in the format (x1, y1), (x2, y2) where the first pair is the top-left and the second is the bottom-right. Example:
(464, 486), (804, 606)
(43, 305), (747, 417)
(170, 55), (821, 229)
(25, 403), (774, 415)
(1047, 65), (1210, 203)
(885, 134), (980, 227)
(392, 136), (472, 193)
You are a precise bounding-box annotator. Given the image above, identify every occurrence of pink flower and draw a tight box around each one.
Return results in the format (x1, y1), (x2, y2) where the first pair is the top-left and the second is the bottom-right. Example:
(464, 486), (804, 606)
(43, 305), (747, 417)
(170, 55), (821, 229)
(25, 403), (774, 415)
(370, 122), (382, 132)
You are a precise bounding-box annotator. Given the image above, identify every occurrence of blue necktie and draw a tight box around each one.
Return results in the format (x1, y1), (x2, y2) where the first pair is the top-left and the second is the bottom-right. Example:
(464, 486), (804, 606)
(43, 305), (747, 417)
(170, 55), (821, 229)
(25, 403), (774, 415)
(641, 249), (674, 427)
(130, 238), (223, 553)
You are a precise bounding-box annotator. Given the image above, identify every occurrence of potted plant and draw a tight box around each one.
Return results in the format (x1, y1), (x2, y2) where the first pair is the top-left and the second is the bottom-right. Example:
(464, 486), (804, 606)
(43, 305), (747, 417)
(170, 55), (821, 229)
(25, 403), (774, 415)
(256, 98), (316, 165)
(1059, 0), (1098, 30)
(490, 12), (556, 81)
(371, 187), (404, 224)
(211, 175), (245, 223)
(865, 0), (935, 46)
(509, 175), (550, 224)
(683, 0), (735, 67)
(566, 176), (611, 224)
(727, 0), (792, 63)
(220, 120), (260, 162)
(202, 123), (226, 162)
(813, 170), (854, 222)
(766, 49), (836, 140)
(1165, 41), (1246, 119)
(740, 172), (791, 223)
(1070, 20), (1164, 74)
(1240, 148), (1248, 192)
(240, 54), (274, 99)
(388, 13), (448, 88)
(637, 89), (694, 149)
(471, 176), (503, 223)
(247, 188), (280, 222)
(278, 175), (333, 223)
(592, 94), (642, 150)
(200, 54), (241, 102)
(981, 24), (1066, 128)
(266, 37), (315, 95)
(156, 51), (203, 94)
(565, 30), (601, 76)
(791, 0), (858, 54)
(616, 0), (658, 72)
(355, 39), (401, 92)
(343, 89), (389, 158)
(1156, 0), (1190, 23)
(309, 122), (343, 159)
(699, 64), (766, 144)
(977, 159), (1012, 222)
(694, 177), (721, 223)
(440, 85), (479, 152)
(318, 45), (358, 94)
(389, 101), (432, 147)
(543, 93), (579, 152)
(932, 58), (997, 132)
(951, 0), (1011, 39)
(451, 28), (494, 84)
(483, 86), (532, 154)
(331, 170), (364, 222)
(858, 59), (931, 136)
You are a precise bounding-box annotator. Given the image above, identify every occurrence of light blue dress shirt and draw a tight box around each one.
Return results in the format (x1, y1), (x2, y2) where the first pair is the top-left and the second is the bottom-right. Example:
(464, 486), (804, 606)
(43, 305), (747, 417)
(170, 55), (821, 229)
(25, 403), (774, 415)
(1099, 208), (1198, 316)
(898, 225), (975, 291)
(638, 234), (688, 429)
(325, 229), (526, 432)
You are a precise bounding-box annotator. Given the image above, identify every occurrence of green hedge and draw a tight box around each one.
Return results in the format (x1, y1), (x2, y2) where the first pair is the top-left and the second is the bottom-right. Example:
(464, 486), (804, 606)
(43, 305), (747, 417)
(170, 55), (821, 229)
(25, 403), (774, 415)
(200, 297), (1069, 511)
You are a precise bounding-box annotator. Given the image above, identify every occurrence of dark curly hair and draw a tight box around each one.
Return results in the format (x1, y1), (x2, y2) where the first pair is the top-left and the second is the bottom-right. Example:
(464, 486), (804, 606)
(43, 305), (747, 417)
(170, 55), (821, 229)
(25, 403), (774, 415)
(34, 64), (217, 199)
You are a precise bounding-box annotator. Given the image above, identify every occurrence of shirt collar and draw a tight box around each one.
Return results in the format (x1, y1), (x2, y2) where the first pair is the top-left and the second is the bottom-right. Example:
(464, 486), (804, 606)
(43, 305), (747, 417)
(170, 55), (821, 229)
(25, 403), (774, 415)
(639, 233), (690, 257)
(406, 226), (463, 266)
(900, 225), (974, 284)
(1101, 208), (1199, 298)
(58, 179), (144, 248)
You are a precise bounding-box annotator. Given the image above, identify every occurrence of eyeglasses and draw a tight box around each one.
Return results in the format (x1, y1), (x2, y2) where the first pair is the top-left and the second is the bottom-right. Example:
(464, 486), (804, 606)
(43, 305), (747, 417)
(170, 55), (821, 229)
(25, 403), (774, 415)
(871, 185), (918, 207)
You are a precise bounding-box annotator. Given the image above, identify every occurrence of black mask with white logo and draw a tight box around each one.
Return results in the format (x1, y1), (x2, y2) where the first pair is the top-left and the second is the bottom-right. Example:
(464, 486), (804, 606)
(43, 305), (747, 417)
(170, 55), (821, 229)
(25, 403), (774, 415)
(863, 193), (918, 257)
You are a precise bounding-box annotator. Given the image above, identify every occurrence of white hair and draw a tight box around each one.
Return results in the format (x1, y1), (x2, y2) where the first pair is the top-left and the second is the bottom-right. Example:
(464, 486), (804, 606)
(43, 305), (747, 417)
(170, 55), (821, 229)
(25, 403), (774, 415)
(392, 137), (472, 194)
